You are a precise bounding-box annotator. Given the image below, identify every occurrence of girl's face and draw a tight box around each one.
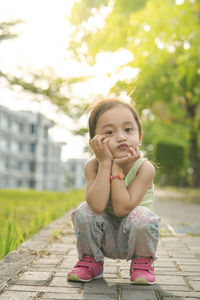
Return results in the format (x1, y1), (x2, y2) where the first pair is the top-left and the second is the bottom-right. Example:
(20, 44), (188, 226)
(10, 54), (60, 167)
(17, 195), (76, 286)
(95, 105), (142, 158)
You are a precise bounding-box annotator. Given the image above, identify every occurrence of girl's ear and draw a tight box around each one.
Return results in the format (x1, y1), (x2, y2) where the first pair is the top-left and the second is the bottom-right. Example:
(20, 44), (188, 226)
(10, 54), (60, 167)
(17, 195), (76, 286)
(139, 133), (142, 146)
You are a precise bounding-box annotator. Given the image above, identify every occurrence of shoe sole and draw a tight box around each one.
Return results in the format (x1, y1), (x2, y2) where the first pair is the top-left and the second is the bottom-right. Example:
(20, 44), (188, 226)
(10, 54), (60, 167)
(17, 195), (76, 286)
(67, 273), (103, 282)
(130, 278), (155, 285)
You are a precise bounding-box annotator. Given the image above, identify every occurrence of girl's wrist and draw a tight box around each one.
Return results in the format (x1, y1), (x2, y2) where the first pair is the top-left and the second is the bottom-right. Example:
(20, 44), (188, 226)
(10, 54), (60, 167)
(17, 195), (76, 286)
(99, 159), (112, 169)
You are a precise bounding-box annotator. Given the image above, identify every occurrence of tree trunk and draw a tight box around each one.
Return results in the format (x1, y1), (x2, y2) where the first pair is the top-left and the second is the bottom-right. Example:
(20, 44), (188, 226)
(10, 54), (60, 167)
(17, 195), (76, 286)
(189, 129), (200, 187)
(185, 99), (200, 187)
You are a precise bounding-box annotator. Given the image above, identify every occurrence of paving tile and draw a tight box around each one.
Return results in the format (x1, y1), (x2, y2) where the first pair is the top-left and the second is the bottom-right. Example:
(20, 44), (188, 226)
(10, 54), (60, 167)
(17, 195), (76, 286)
(18, 271), (52, 281)
(8, 285), (82, 294)
(12, 271), (53, 286)
(187, 275), (200, 281)
(155, 275), (186, 285)
(121, 288), (157, 300)
(163, 298), (198, 300)
(0, 291), (37, 300)
(159, 290), (200, 297)
(35, 258), (61, 265)
(41, 293), (116, 299)
(49, 276), (81, 287)
(179, 265), (200, 272)
(82, 280), (117, 295)
(188, 280), (200, 291)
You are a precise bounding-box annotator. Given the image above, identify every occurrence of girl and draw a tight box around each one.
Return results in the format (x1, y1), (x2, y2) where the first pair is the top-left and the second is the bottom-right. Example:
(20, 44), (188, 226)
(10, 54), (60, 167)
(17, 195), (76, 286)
(67, 98), (160, 284)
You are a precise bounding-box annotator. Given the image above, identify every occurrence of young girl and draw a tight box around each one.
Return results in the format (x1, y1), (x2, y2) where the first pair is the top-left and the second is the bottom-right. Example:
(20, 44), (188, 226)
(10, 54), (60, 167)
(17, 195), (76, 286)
(67, 98), (160, 284)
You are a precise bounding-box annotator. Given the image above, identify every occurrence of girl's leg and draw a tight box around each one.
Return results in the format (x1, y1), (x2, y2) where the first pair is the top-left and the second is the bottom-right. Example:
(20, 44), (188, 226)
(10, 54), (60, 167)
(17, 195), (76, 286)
(117, 206), (160, 261)
(117, 206), (160, 284)
(71, 202), (119, 262)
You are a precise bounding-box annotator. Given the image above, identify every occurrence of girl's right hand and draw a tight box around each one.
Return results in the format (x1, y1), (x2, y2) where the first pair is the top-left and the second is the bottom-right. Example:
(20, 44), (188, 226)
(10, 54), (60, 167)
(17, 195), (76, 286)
(89, 135), (113, 163)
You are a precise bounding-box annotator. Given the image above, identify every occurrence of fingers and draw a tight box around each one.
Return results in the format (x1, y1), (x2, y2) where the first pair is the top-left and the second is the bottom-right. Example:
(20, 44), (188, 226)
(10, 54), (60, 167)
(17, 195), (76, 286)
(89, 135), (106, 149)
(114, 146), (141, 166)
(89, 135), (112, 161)
(135, 146), (141, 158)
(129, 146), (141, 158)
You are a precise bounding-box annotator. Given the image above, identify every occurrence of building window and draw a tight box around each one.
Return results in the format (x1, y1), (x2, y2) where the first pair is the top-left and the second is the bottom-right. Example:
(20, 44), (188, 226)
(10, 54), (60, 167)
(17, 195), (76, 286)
(7, 117), (12, 129)
(44, 126), (49, 139)
(0, 138), (6, 150)
(17, 161), (23, 170)
(29, 180), (35, 188)
(29, 161), (36, 172)
(5, 158), (11, 169)
(43, 145), (48, 156)
(30, 142), (36, 153)
(70, 164), (75, 172)
(17, 180), (22, 187)
(43, 163), (47, 174)
(7, 139), (11, 150)
(18, 142), (23, 152)
(1, 115), (7, 129)
(30, 124), (37, 134)
(18, 123), (24, 133)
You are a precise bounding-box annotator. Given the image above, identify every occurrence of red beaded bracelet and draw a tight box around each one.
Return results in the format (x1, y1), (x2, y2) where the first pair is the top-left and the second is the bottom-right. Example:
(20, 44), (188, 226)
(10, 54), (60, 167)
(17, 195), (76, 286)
(110, 172), (124, 182)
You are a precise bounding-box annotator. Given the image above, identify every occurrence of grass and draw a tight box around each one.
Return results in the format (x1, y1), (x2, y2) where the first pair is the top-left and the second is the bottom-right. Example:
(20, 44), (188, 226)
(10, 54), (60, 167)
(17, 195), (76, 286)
(0, 189), (84, 260)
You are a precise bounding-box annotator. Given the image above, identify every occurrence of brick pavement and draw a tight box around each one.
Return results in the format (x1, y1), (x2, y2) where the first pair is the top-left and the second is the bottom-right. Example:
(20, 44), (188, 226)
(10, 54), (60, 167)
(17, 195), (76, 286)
(0, 208), (200, 300)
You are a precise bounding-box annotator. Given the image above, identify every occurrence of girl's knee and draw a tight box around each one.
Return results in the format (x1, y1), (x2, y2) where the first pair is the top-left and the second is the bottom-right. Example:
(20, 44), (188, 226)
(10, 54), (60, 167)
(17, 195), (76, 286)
(71, 202), (104, 224)
(126, 206), (160, 231)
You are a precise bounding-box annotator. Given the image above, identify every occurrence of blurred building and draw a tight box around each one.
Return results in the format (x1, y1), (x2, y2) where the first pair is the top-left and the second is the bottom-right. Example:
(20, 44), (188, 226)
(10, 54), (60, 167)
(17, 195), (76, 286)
(65, 158), (86, 189)
(0, 104), (66, 191)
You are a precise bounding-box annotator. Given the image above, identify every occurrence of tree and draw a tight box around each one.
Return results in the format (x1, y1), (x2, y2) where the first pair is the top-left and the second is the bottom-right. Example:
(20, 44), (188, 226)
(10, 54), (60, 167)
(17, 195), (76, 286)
(0, 20), (88, 119)
(69, 0), (200, 187)
(0, 20), (22, 42)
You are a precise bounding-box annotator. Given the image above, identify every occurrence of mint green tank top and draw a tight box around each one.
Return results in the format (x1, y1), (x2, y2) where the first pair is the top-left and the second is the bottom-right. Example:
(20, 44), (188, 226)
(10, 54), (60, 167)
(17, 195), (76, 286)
(124, 157), (154, 212)
(105, 158), (154, 217)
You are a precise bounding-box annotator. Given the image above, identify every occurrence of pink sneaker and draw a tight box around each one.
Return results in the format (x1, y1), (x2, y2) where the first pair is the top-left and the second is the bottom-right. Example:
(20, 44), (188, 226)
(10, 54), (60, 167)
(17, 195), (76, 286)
(67, 256), (104, 282)
(130, 257), (155, 284)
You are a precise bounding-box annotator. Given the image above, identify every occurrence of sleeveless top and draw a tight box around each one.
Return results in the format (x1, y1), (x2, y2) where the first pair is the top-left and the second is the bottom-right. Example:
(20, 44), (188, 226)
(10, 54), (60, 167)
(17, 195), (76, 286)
(105, 157), (154, 218)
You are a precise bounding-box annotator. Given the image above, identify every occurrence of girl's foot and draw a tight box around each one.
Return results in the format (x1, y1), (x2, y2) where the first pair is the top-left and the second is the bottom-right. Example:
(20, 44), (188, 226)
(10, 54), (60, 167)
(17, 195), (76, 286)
(130, 257), (155, 284)
(67, 256), (104, 282)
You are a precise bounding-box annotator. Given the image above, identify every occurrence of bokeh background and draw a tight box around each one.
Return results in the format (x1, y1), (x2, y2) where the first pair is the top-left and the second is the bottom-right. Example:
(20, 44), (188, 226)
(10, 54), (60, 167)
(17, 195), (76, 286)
(1, 0), (199, 188)
(0, 0), (200, 260)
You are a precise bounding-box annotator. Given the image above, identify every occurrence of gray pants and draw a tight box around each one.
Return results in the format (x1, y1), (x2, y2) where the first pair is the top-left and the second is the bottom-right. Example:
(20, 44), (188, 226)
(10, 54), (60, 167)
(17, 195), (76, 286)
(71, 202), (160, 262)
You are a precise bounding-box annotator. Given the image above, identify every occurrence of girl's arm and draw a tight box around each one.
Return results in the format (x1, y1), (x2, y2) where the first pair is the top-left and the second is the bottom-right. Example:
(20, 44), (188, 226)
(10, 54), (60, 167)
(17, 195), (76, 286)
(84, 135), (113, 214)
(111, 160), (155, 217)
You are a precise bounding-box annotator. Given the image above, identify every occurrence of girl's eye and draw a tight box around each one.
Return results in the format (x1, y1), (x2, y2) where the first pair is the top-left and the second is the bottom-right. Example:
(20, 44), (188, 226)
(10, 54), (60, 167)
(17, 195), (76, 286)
(105, 130), (113, 135)
(125, 128), (133, 132)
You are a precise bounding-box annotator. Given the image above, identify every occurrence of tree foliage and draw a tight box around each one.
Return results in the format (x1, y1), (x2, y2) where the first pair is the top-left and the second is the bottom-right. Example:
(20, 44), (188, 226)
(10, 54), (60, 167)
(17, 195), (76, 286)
(0, 20), (88, 119)
(0, 20), (22, 42)
(69, 0), (200, 187)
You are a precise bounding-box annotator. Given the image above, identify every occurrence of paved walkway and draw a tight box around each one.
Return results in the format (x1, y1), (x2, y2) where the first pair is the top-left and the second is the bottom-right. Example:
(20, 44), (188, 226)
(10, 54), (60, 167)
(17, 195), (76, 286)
(0, 191), (200, 300)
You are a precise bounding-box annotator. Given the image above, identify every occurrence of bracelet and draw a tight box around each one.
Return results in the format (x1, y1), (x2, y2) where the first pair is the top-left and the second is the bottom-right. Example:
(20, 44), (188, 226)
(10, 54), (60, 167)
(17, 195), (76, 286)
(110, 172), (124, 182)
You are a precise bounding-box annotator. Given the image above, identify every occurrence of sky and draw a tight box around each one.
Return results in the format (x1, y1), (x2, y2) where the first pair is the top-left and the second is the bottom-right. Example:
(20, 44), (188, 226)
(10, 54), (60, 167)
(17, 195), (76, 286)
(0, 0), (135, 161)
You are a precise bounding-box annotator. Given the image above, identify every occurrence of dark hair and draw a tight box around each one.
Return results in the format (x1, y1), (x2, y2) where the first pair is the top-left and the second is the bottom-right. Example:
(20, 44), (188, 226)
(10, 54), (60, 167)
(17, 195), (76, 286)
(88, 98), (141, 139)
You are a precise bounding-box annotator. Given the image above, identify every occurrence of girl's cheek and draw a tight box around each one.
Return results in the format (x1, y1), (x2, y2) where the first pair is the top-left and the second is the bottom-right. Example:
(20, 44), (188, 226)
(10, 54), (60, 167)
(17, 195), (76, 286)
(107, 139), (112, 151)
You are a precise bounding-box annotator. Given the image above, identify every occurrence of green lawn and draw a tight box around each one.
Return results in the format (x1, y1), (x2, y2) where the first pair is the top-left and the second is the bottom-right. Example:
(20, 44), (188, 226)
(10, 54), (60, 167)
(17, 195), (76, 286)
(0, 189), (84, 259)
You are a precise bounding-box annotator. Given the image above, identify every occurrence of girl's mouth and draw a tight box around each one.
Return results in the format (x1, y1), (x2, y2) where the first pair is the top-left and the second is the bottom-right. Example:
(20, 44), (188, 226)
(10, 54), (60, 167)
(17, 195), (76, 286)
(119, 143), (129, 150)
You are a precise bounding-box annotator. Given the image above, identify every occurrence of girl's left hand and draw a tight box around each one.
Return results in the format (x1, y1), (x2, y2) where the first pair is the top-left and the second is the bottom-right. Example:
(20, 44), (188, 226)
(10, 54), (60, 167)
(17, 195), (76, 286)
(113, 146), (141, 168)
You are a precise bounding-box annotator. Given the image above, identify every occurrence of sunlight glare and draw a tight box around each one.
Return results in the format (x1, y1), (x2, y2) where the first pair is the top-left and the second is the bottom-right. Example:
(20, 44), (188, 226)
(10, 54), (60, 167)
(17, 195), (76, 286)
(118, 67), (139, 83)
(143, 23), (151, 32)
(155, 38), (164, 49)
(95, 49), (134, 74)
(176, 0), (185, 4)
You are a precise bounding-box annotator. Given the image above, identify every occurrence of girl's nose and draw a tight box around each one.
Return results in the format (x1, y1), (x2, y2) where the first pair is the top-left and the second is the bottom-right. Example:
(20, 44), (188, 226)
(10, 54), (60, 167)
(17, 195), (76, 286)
(116, 131), (126, 142)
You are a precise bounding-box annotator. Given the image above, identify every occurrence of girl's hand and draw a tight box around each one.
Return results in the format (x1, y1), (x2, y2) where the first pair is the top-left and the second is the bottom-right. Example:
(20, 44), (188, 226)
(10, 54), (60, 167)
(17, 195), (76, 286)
(89, 135), (113, 163)
(113, 146), (141, 168)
